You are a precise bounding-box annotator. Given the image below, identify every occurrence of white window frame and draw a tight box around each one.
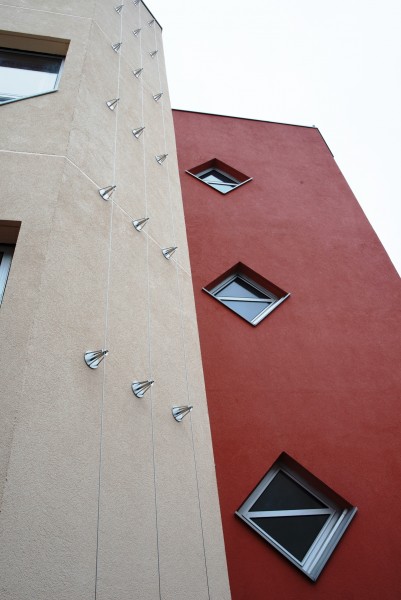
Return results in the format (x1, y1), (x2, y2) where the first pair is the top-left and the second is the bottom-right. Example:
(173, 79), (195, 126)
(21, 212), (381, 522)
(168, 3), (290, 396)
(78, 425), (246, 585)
(204, 272), (290, 326)
(0, 47), (65, 105)
(0, 244), (14, 304)
(236, 459), (357, 581)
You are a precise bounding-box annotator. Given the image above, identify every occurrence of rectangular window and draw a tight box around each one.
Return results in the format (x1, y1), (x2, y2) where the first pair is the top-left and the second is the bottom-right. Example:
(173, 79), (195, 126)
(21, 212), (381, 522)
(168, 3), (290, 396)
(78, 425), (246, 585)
(0, 245), (14, 304)
(0, 48), (64, 104)
(0, 221), (20, 305)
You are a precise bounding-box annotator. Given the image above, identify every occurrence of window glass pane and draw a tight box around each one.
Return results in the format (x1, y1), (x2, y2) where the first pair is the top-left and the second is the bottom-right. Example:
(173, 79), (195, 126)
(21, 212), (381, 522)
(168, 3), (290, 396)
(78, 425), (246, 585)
(218, 278), (269, 300)
(199, 169), (238, 193)
(251, 514), (330, 562)
(250, 471), (327, 511)
(0, 50), (62, 102)
(221, 299), (267, 321)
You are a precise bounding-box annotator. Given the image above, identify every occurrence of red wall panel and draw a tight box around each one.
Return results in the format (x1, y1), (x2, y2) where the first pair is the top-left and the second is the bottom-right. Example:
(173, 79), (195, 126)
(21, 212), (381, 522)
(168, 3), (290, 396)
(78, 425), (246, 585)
(173, 110), (401, 599)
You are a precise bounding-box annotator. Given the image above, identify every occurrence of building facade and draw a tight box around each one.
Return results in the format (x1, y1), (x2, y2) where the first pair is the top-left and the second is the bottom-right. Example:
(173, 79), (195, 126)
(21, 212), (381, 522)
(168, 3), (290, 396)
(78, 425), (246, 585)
(0, 3), (230, 599)
(173, 109), (401, 599)
(1, 2), (401, 599)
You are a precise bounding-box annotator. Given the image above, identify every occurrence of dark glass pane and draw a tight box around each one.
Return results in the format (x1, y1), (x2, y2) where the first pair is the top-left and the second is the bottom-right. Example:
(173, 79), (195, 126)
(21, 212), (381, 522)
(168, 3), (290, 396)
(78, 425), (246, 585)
(221, 299), (267, 321)
(0, 50), (62, 73)
(251, 514), (330, 561)
(218, 278), (269, 300)
(250, 471), (327, 511)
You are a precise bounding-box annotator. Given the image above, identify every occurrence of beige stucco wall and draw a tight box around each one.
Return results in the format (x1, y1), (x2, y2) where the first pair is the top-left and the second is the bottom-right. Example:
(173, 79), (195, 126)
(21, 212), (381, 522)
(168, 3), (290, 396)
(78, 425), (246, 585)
(0, 2), (230, 599)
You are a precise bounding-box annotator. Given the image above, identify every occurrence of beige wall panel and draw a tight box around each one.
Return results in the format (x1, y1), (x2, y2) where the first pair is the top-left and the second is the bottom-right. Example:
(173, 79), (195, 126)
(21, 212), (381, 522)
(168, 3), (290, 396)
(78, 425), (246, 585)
(0, 160), (110, 599)
(113, 60), (145, 217)
(4, 0), (96, 18)
(103, 204), (149, 375)
(0, 5), (231, 599)
(0, 153), (65, 507)
(120, 9), (142, 69)
(67, 22), (117, 186)
(93, 0), (121, 44)
(114, 117), (146, 218)
(147, 241), (209, 600)
(145, 160), (176, 251)
(0, 7), (90, 156)
(178, 269), (232, 600)
(95, 206), (160, 599)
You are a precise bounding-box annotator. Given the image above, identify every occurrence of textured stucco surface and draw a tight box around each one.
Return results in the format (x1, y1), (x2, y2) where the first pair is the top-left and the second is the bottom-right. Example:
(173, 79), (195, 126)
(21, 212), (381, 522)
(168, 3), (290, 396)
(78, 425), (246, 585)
(0, 3), (230, 599)
(173, 109), (401, 600)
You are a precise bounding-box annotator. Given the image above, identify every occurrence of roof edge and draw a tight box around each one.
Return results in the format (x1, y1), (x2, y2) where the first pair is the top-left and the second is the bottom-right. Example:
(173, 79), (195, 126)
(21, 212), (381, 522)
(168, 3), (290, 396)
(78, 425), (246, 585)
(172, 108), (334, 157)
(141, 1), (162, 31)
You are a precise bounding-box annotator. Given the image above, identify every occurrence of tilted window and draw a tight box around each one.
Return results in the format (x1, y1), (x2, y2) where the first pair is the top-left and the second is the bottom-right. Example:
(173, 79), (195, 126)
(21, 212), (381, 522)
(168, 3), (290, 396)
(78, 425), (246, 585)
(203, 263), (289, 326)
(186, 158), (252, 195)
(236, 453), (357, 581)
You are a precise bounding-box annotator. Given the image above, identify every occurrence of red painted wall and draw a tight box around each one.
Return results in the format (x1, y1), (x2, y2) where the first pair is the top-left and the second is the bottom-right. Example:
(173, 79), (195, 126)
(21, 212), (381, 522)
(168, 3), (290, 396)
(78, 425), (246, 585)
(173, 110), (401, 599)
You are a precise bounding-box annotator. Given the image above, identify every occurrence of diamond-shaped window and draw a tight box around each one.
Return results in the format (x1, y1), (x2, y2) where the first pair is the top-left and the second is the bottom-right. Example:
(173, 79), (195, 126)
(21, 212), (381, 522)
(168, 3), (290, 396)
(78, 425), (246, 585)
(236, 453), (357, 581)
(186, 158), (252, 194)
(203, 263), (289, 326)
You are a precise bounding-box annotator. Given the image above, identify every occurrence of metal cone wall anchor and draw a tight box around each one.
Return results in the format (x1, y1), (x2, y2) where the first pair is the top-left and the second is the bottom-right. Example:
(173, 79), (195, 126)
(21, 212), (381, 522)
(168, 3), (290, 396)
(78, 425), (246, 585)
(132, 28), (141, 36)
(155, 153), (168, 165)
(149, 50), (158, 58)
(99, 185), (116, 200)
(133, 68), (143, 78)
(132, 126), (145, 139)
(132, 217), (149, 231)
(172, 405), (193, 422)
(132, 380), (154, 398)
(112, 42), (122, 53)
(115, 4), (124, 13)
(162, 246), (177, 260)
(153, 92), (163, 102)
(148, 19), (155, 26)
(106, 98), (119, 111)
(84, 349), (109, 369)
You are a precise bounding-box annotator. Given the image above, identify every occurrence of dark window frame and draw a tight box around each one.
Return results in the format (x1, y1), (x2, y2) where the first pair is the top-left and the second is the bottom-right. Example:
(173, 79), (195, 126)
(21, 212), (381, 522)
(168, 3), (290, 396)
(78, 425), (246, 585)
(236, 453), (357, 581)
(203, 262), (290, 326)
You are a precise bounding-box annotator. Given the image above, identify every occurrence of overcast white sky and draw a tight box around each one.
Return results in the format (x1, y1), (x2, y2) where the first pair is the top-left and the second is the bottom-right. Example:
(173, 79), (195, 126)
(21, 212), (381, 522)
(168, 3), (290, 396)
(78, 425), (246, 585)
(148, 0), (401, 275)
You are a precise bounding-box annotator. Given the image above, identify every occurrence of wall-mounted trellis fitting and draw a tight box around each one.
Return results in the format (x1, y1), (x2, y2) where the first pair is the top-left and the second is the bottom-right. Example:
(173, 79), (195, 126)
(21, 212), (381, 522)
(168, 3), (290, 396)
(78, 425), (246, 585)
(84, 350), (109, 369)
(106, 98), (119, 111)
(153, 92), (163, 102)
(112, 42), (122, 53)
(148, 19), (155, 26)
(99, 185), (116, 200)
(132, 28), (141, 36)
(132, 380), (154, 397)
(172, 406), (193, 422)
(162, 246), (177, 260)
(115, 4), (124, 13)
(132, 217), (149, 231)
(149, 50), (158, 58)
(132, 126), (145, 139)
(155, 153), (168, 165)
(133, 68), (143, 78)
